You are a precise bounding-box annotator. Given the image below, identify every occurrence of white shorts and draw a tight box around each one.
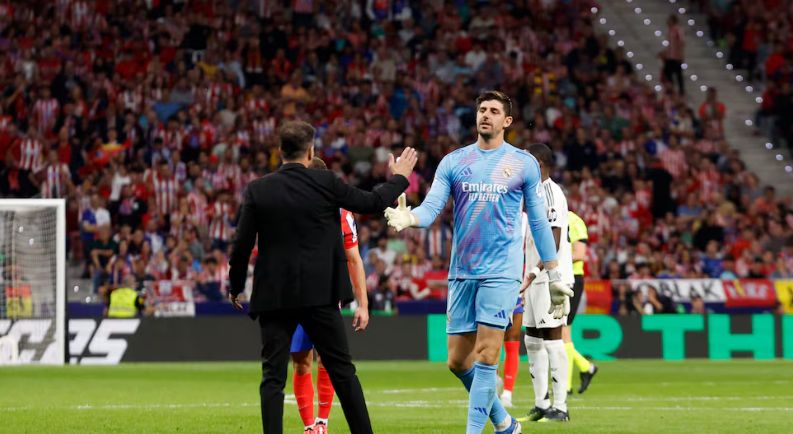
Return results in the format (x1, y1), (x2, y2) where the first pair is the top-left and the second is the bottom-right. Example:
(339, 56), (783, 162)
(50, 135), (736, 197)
(522, 280), (567, 329)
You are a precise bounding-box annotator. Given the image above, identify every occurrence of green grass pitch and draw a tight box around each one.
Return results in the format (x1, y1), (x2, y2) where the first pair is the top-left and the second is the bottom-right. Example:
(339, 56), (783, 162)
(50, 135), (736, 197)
(2, 360), (792, 433)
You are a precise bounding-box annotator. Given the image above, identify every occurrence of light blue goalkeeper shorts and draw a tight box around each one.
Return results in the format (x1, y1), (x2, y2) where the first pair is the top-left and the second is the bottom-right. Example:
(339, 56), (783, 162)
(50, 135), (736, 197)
(446, 277), (521, 334)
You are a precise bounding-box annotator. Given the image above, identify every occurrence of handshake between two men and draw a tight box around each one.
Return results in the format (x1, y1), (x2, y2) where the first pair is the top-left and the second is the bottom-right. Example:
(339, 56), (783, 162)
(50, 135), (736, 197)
(382, 187), (573, 319)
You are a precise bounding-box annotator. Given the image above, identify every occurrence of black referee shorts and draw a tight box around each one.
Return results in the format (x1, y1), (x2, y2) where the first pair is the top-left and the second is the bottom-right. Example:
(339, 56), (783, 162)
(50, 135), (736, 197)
(567, 275), (584, 326)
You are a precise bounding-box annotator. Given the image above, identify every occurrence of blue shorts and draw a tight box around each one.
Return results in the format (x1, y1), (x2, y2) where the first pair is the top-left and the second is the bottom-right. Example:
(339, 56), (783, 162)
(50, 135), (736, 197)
(446, 278), (521, 334)
(290, 324), (314, 353)
(513, 296), (524, 314)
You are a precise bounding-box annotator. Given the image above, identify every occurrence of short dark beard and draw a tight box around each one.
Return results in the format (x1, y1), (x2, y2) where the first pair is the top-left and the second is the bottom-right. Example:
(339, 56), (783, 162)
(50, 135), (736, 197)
(478, 128), (494, 141)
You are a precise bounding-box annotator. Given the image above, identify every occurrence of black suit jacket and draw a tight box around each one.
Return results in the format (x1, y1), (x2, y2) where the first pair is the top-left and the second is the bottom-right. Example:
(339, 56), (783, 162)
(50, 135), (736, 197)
(229, 163), (409, 316)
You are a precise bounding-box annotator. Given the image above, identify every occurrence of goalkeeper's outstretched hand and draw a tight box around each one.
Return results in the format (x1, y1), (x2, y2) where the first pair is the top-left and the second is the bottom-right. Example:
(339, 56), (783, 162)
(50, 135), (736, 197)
(546, 268), (573, 319)
(384, 193), (417, 232)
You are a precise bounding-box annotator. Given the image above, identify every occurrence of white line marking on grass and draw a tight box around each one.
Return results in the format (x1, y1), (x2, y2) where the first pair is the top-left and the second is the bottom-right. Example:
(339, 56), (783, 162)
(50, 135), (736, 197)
(377, 387), (459, 394)
(574, 406), (793, 412)
(2, 399), (789, 413)
(598, 396), (793, 402)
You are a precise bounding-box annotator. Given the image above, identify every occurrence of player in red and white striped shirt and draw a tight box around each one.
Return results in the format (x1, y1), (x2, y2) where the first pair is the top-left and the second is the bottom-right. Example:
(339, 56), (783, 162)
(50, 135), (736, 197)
(16, 128), (44, 172)
(146, 161), (178, 217)
(207, 190), (236, 251)
(38, 149), (72, 198)
(659, 136), (688, 179)
(32, 87), (60, 136)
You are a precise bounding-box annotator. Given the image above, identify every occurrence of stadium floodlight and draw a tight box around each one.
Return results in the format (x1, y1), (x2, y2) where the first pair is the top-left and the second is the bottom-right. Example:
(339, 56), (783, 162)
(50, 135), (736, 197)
(591, 7), (599, 13)
(644, 18), (652, 25)
(736, 75), (744, 82)
(745, 86), (753, 92)
(645, 74), (653, 81)
(726, 63), (733, 70)
(662, 40), (670, 47)
(688, 19), (695, 26)
(654, 30), (662, 37)
(700, 85), (708, 92)
(766, 143), (774, 150)
(627, 51), (634, 58)
(678, 8), (686, 14)
(609, 29), (616, 36)
(681, 63), (688, 70)
(745, 119), (753, 126)
(618, 40), (625, 47)
(776, 154), (784, 161)
(600, 17), (607, 24)
(0, 199), (66, 365)
(654, 85), (662, 92)
(786, 165), (792, 173)
(697, 31), (704, 37)
(707, 40), (714, 46)
(635, 7), (642, 13)
(756, 96), (763, 103)
(636, 63), (644, 70)
(670, 0), (677, 3)
(690, 75), (698, 81)
(716, 51), (724, 58)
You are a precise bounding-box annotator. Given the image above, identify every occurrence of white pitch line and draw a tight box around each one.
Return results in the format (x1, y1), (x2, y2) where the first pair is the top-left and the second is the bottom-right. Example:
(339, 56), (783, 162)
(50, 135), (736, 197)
(2, 400), (790, 413)
(594, 396), (793, 402)
(377, 387), (460, 394)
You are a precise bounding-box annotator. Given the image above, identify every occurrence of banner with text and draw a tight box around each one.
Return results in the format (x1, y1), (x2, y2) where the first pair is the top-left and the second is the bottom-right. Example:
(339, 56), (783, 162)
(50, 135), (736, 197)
(145, 280), (196, 317)
(722, 279), (778, 308)
(629, 279), (726, 303)
(427, 314), (793, 361)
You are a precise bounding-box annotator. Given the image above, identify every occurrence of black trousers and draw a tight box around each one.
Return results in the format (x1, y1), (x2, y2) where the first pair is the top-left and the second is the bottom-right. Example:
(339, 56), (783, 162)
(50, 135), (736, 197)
(257, 304), (372, 434)
(662, 59), (685, 95)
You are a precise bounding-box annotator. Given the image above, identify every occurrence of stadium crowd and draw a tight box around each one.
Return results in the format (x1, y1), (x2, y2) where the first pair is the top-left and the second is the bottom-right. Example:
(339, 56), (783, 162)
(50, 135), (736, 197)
(0, 0), (792, 307)
(700, 0), (793, 155)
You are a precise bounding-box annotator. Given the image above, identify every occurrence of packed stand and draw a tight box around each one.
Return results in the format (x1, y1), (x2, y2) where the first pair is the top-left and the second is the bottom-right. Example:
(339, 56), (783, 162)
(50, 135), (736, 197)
(0, 0), (791, 310)
(700, 0), (793, 155)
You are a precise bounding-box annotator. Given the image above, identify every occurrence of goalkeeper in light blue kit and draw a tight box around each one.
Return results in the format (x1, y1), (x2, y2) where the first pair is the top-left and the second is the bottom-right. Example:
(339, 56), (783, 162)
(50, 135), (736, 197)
(385, 91), (573, 434)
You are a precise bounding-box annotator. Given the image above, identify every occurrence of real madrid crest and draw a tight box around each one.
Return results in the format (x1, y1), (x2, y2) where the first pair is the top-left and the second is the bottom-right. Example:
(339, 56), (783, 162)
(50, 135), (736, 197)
(503, 167), (512, 178)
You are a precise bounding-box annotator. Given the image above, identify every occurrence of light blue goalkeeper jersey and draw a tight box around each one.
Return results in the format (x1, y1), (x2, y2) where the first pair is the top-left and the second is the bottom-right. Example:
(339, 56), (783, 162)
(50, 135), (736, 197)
(412, 142), (557, 280)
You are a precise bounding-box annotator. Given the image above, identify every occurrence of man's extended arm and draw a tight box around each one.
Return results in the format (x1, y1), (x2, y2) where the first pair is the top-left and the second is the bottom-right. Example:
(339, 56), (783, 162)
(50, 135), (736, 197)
(385, 156), (451, 231)
(332, 148), (417, 215)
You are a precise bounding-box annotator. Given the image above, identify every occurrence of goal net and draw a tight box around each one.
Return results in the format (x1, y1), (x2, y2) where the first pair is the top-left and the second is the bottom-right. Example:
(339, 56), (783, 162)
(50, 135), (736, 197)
(0, 199), (65, 365)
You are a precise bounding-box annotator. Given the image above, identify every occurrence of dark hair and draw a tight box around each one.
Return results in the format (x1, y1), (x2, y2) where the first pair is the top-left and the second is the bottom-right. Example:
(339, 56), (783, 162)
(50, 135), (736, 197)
(528, 143), (554, 168)
(310, 157), (328, 170)
(475, 90), (512, 117)
(278, 121), (315, 160)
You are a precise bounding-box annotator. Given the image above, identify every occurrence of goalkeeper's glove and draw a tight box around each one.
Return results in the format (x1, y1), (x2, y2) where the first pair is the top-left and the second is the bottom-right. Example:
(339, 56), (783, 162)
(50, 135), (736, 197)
(546, 267), (574, 319)
(384, 193), (417, 232)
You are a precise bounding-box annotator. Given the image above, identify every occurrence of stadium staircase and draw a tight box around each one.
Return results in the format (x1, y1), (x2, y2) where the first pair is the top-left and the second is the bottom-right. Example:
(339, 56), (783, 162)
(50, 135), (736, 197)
(599, 0), (793, 196)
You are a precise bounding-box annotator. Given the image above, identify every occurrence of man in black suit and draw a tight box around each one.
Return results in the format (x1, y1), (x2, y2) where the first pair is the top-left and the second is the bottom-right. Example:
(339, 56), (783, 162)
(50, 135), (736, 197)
(228, 120), (417, 434)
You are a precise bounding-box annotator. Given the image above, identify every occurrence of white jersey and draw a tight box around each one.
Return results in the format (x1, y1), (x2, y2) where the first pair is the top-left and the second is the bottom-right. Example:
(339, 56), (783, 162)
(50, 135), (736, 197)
(521, 178), (574, 285)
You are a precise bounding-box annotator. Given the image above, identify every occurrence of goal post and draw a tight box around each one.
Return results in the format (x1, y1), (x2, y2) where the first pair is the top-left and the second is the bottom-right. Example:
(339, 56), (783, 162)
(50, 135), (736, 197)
(0, 199), (66, 365)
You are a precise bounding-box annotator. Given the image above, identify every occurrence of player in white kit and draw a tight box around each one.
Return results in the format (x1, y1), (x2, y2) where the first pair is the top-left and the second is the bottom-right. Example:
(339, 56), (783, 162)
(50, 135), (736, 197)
(520, 143), (575, 422)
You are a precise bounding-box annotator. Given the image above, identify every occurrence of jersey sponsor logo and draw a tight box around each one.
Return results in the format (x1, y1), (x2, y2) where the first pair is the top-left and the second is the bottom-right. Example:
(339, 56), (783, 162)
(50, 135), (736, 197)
(461, 182), (509, 202)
